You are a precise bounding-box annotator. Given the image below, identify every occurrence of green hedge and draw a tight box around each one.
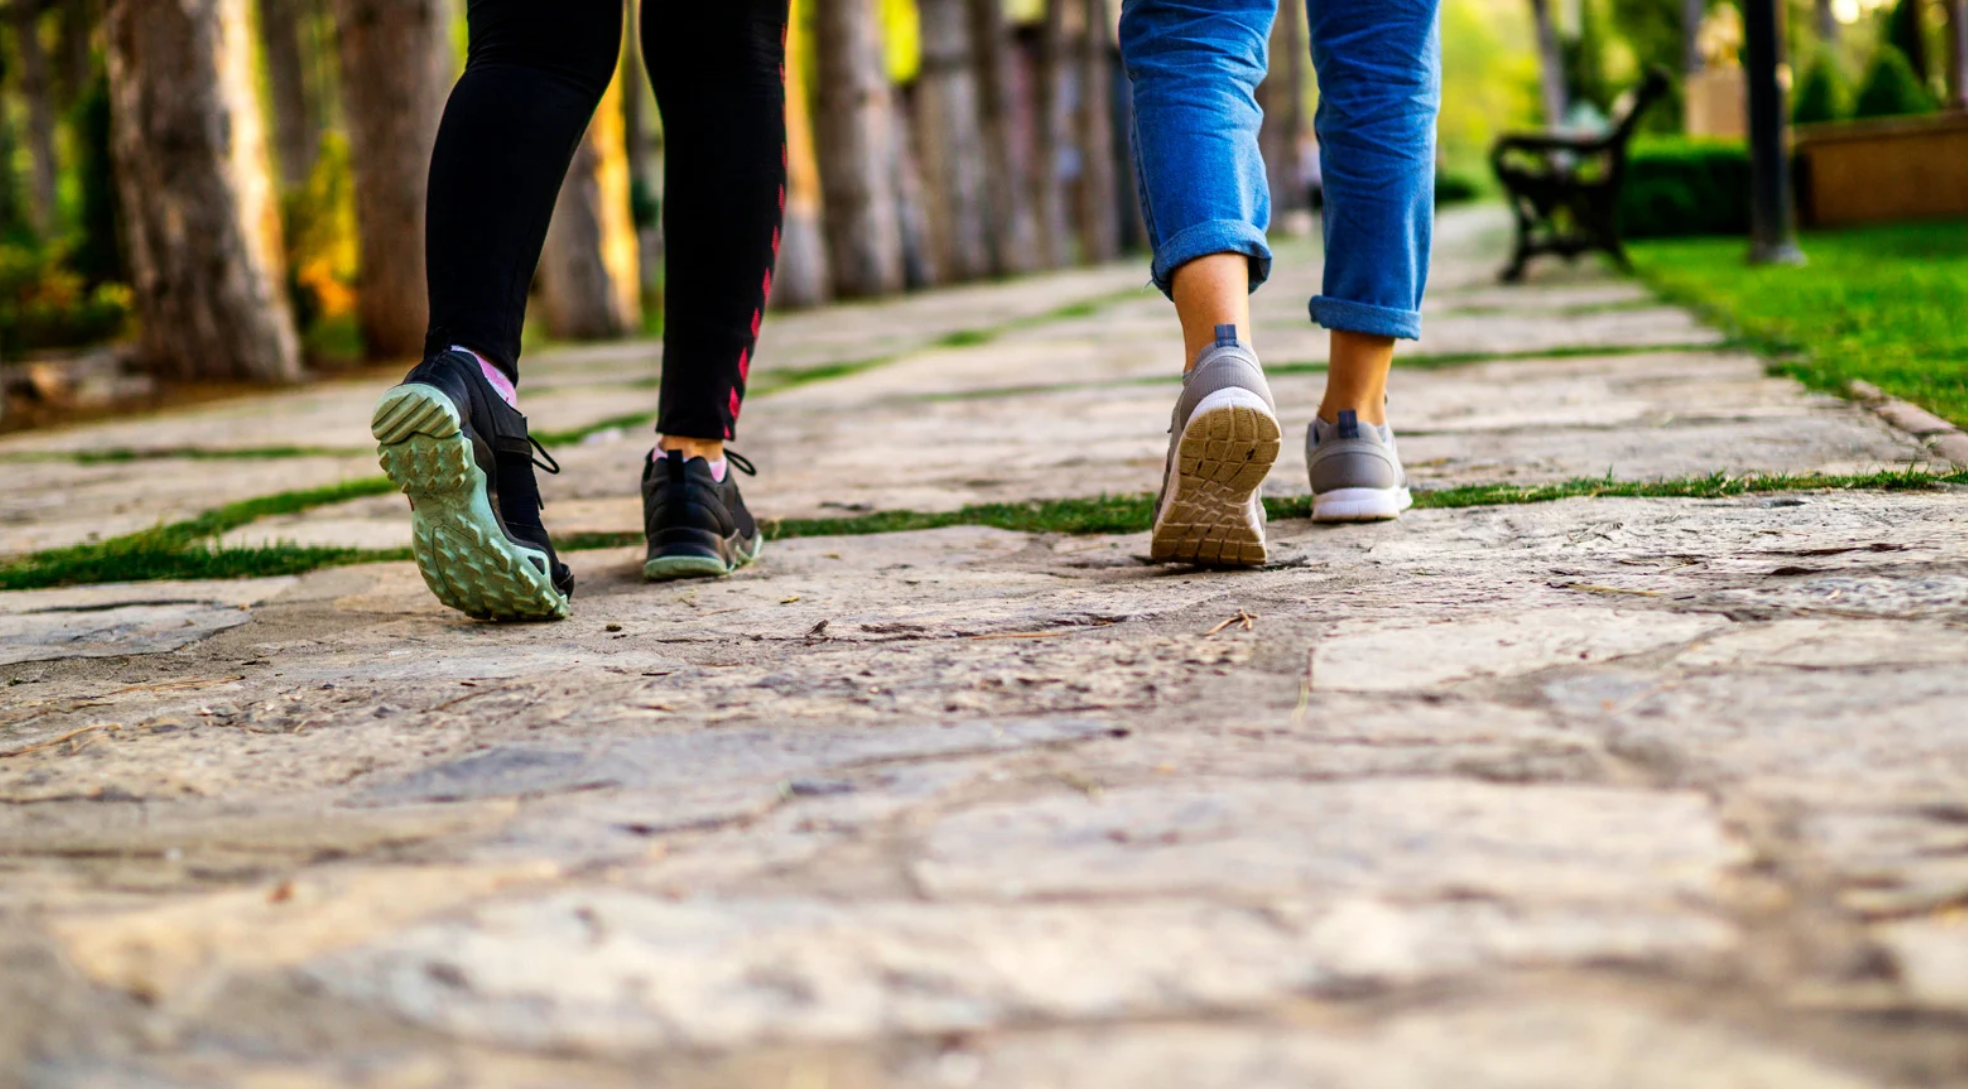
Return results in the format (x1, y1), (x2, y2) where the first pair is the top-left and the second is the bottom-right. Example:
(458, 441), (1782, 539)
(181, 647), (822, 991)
(1854, 45), (1936, 119)
(1435, 169), (1483, 206)
(1618, 137), (1751, 240)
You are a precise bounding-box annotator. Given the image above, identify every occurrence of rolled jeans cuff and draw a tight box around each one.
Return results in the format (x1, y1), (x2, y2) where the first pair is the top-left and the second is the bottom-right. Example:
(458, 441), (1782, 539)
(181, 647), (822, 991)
(1308, 296), (1422, 340)
(1150, 220), (1272, 299)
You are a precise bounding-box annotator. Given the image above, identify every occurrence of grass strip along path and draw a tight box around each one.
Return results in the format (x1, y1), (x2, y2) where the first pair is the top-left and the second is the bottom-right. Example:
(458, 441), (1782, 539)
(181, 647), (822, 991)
(6, 468), (1961, 592)
(1632, 220), (1968, 429)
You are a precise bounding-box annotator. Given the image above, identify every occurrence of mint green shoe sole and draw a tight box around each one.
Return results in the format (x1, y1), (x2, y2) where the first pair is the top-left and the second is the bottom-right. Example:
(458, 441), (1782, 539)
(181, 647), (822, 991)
(641, 535), (762, 583)
(372, 384), (569, 622)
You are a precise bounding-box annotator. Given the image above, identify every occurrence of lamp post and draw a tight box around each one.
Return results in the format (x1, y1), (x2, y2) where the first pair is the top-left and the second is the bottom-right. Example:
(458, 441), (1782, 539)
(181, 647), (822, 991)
(1742, 0), (1805, 264)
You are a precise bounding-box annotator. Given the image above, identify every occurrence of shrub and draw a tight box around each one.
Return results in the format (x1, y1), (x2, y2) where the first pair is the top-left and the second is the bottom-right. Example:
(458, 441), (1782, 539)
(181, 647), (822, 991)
(1435, 169), (1483, 206)
(1792, 55), (1850, 124)
(1853, 45), (1937, 119)
(0, 243), (133, 356)
(1618, 137), (1751, 239)
(280, 134), (360, 355)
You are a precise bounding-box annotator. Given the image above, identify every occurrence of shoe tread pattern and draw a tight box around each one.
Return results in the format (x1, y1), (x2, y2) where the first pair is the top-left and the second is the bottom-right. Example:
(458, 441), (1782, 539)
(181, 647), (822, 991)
(1151, 402), (1281, 567)
(372, 385), (569, 622)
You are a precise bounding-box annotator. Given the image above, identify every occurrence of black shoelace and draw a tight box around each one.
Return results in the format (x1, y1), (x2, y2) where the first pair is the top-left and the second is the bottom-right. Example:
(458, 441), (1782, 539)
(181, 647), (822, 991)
(529, 436), (560, 475)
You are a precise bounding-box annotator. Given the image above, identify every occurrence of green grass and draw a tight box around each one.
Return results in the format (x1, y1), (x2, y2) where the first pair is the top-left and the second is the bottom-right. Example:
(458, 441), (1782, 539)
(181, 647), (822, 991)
(749, 356), (895, 397)
(489, 468), (1968, 550)
(1631, 220), (1968, 428)
(1400, 467), (1963, 510)
(925, 289), (1147, 352)
(529, 412), (661, 448)
(0, 477), (402, 590)
(8, 468), (1960, 591)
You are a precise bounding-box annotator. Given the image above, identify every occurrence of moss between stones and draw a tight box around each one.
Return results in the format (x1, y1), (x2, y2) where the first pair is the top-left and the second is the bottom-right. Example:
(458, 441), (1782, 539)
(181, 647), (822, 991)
(13, 468), (1953, 592)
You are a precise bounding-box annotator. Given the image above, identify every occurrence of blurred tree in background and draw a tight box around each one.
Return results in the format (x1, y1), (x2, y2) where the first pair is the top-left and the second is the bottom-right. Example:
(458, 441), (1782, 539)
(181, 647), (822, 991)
(0, 0), (1559, 399)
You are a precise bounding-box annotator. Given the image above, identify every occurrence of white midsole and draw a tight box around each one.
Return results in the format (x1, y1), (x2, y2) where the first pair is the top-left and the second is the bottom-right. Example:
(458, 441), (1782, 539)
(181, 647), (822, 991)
(1313, 485), (1413, 521)
(1186, 386), (1276, 425)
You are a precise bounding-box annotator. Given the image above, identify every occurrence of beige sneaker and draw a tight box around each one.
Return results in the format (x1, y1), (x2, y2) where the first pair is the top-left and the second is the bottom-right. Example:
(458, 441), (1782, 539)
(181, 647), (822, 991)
(1306, 409), (1413, 522)
(1149, 325), (1282, 566)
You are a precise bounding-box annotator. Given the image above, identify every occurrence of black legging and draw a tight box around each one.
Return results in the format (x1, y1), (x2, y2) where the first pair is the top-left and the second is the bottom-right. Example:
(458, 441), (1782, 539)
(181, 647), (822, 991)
(424, 0), (789, 441)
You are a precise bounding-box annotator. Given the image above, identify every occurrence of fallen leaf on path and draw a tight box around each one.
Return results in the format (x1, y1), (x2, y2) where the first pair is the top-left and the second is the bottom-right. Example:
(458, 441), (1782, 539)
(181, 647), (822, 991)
(1204, 610), (1258, 636)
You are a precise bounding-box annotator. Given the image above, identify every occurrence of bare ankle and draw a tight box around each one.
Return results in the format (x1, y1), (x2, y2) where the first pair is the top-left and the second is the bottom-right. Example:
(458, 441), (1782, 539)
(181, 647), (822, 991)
(1316, 402), (1389, 427)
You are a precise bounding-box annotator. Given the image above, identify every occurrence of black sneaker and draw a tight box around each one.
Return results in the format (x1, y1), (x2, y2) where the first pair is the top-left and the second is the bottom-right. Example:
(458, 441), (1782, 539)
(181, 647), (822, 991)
(641, 448), (763, 581)
(370, 349), (573, 621)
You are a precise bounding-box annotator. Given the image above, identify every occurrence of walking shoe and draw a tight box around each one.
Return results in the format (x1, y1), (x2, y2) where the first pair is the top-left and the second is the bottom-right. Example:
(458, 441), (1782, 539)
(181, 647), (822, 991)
(1150, 324), (1282, 566)
(1306, 410), (1414, 522)
(642, 448), (763, 581)
(370, 349), (573, 621)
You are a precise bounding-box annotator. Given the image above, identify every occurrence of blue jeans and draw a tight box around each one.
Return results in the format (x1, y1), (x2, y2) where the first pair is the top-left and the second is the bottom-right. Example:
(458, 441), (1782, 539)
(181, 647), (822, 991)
(1119, 0), (1441, 340)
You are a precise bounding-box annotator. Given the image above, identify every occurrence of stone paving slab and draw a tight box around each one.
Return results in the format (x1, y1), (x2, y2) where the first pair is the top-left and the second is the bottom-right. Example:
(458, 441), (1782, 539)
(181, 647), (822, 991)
(2, 455), (382, 557)
(5, 489), (1968, 1083)
(3, 206), (1967, 1086)
(217, 345), (1928, 552)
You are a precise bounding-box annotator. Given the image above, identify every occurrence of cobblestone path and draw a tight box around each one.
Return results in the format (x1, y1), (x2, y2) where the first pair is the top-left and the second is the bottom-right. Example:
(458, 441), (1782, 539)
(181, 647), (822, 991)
(4, 209), (1967, 1088)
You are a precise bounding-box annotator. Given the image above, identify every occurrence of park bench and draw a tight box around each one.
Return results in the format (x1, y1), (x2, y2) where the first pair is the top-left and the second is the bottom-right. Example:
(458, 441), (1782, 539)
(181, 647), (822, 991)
(1490, 68), (1673, 282)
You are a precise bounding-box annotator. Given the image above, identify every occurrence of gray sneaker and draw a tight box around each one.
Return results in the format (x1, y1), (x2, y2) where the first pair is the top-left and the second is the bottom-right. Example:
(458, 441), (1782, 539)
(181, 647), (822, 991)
(1305, 410), (1413, 522)
(1150, 325), (1282, 566)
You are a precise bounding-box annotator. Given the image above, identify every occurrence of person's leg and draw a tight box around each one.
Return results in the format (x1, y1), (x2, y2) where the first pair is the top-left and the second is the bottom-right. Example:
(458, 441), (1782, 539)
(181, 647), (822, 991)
(637, 0), (789, 582)
(1121, 0), (1275, 368)
(1121, 0), (1283, 567)
(1305, 0), (1440, 425)
(1299, 0), (1439, 522)
(1172, 254), (1252, 372)
(423, 0), (625, 380)
(375, 0), (623, 621)
(644, 0), (791, 458)
(1321, 331), (1393, 424)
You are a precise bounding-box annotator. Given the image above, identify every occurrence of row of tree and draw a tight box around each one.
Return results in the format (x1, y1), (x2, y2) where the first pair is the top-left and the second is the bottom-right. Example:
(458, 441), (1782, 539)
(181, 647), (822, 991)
(1521, 0), (1968, 130)
(5, 0), (1317, 385)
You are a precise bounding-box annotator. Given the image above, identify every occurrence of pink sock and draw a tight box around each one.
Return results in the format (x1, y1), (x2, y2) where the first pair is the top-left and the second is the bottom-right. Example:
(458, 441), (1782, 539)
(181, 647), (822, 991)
(650, 443), (727, 481)
(456, 346), (517, 409)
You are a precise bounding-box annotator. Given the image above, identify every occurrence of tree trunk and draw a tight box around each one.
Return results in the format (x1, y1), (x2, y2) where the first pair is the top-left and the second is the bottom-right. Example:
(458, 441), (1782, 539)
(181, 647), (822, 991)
(1032, 0), (1070, 266)
(1813, 0), (1839, 44)
(813, 0), (904, 298)
(969, 0), (1040, 274)
(1259, 0), (1305, 221)
(775, 0), (831, 309)
(621, 6), (661, 303)
(57, 0), (97, 108)
(105, 0), (301, 383)
(333, 0), (449, 360)
(1946, 0), (1968, 109)
(1893, 0), (1930, 86)
(912, 0), (992, 283)
(1074, 0), (1118, 263)
(539, 72), (641, 340)
(1531, 0), (1568, 124)
(1114, 62), (1148, 251)
(260, 0), (318, 190)
(12, 0), (62, 238)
